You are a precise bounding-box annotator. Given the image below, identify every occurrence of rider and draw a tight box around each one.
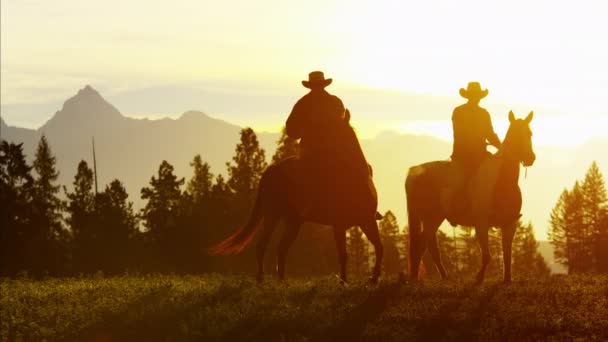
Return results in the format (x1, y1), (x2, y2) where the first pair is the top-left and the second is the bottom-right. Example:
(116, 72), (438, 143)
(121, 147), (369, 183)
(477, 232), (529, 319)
(286, 71), (345, 164)
(285, 71), (372, 220)
(446, 82), (502, 219)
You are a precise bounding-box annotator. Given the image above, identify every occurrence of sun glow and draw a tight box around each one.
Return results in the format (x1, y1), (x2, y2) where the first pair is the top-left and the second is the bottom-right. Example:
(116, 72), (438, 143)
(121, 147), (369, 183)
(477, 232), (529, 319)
(396, 115), (608, 147)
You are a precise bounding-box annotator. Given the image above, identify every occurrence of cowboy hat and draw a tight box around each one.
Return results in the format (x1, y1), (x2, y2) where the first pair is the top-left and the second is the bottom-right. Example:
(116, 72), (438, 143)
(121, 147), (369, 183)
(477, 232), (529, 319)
(302, 71), (332, 89)
(459, 82), (488, 99)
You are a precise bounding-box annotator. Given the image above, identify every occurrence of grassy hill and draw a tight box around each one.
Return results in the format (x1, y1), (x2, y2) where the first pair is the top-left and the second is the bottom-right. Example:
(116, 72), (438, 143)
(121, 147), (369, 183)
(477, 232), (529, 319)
(2, 274), (607, 341)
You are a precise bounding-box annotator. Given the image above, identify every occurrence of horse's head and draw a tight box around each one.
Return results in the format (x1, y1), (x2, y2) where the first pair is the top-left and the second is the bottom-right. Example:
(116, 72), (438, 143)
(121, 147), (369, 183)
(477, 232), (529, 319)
(503, 111), (536, 167)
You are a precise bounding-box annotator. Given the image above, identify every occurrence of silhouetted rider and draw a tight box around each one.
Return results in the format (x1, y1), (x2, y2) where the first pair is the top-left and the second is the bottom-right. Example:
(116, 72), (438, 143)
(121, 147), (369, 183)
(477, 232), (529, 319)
(286, 71), (345, 163)
(444, 82), (502, 221)
(285, 71), (372, 220)
(452, 81), (501, 175)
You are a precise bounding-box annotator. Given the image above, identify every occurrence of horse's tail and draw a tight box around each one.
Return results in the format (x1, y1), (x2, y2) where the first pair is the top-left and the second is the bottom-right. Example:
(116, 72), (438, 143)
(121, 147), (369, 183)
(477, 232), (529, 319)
(405, 166), (423, 275)
(208, 171), (268, 255)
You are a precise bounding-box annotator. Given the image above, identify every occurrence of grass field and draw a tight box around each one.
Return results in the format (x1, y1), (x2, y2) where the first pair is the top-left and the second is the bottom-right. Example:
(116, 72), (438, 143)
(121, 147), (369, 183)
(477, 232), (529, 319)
(1, 274), (607, 341)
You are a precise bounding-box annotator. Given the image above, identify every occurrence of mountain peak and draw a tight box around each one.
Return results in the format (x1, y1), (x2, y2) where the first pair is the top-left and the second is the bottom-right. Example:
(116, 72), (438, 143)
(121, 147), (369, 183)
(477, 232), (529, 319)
(78, 84), (97, 95)
(69, 85), (110, 107)
(41, 85), (123, 130)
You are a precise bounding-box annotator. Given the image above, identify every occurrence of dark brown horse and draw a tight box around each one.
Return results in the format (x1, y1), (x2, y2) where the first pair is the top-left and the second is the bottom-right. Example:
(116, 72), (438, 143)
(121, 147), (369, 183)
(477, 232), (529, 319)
(405, 111), (535, 284)
(210, 124), (384, 284)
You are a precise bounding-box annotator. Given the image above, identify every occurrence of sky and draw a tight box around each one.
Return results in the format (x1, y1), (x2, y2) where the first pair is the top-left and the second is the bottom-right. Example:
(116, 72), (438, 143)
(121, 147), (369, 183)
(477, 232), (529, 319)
(2, 0), (608, 146)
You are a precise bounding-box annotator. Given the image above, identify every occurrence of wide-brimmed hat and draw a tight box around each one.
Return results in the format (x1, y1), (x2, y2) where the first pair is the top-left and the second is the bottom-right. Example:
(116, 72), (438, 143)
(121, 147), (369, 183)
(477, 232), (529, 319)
(302, 71), (332, 89)
(459, 82), (488, 99)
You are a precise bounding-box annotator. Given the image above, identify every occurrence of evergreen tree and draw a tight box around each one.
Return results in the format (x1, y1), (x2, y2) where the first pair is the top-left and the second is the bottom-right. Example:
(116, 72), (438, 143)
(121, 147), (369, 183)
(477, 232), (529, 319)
(29, 136), (67, 275)
(96, 179), (139, 274)
(511, 221), (550, 277)
(227, 128), (268, 208)
(0, 141), (34, 275)
(549, 162), (608, 273)
(141, 160), (184, 271)
(567, 182), (587, 272)
(581, 162), (607, 271)
(597, 213), (608, 273)
(549, 189), (571, 270)
(65, 160), (96, 273)
(378, 210), (401, 274)
(187, 154), (213, 203)
(272, 127), (299, 163)
(181, 155), (215, 273)
(347, 227), (369, 277)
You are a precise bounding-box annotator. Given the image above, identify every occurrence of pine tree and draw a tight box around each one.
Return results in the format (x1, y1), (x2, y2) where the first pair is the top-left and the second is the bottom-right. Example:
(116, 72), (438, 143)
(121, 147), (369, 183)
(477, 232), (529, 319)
(347, 227), (369, 277)
(96, 179), (139, 274)
(227, 128), (268, 206)
(65, 160), (96, 273)
(581, 162), (607, 271)
(272, 127), (299, 164)
(0, 141), (34, 275)
(378, 210), (401, 274)
(598, 213), (608, 273)
(187, 154), (213, 203)
(511, 221), (550, 277)
(181, 155), (215, 273)
(30, 135), (67, 275)
(141, 160), (184, 271)
(549, 189), (571, 270)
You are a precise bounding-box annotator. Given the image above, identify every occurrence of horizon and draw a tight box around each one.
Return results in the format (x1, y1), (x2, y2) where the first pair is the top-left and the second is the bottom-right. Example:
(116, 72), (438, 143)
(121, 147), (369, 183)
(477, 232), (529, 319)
(3, 83), (608, 148)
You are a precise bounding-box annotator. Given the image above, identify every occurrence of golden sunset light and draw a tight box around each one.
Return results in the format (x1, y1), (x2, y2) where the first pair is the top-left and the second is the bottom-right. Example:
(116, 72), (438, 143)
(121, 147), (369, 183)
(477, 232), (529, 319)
(2, 1), (608, 339)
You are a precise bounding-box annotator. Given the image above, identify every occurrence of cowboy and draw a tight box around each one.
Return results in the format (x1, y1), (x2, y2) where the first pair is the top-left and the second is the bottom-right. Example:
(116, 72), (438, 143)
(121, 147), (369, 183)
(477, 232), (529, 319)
(445, 82), (502, 222)
(286, 71), (345, 162)
(452, 81), (501, 175)
(285, 71), (373, 221)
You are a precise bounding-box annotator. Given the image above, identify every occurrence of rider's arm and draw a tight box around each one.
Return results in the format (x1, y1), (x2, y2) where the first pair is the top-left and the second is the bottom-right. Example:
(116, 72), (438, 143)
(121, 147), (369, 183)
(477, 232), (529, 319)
(484, 109), (502, 148)
(286, 101), (304, 139)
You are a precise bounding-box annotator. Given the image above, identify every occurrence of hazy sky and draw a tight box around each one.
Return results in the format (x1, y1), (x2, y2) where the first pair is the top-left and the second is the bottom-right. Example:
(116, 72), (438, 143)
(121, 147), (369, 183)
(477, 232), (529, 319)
(2, 0), (608, 144)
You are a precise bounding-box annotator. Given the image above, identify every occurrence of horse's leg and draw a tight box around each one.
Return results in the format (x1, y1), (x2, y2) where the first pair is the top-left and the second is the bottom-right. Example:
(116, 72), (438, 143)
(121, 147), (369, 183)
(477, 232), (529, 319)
(360, 220), (384, 284)
(409, 220), (427, 281)
(501, 222), (517, 283)
(426, 217), (448, 280)
(256, 215), (279, 283)
(276, 217), (301, 282)
(333, 225), (348, 284)
(475, 225), (491, 285)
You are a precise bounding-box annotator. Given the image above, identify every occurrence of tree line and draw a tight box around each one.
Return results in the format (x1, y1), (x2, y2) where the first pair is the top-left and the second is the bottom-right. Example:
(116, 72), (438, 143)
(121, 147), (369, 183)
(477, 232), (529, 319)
(549, 162), (608, 273)
(2, 128), (554, 278)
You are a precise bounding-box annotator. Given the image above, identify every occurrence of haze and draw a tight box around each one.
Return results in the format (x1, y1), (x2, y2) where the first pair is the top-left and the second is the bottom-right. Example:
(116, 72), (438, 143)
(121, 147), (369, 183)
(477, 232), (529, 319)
(2, 0), (608, 145)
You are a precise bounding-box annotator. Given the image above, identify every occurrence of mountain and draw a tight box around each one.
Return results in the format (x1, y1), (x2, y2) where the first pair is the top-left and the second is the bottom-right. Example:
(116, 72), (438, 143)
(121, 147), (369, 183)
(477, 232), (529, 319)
(0, 86), (280, 209)
(2, 85), (607, 254)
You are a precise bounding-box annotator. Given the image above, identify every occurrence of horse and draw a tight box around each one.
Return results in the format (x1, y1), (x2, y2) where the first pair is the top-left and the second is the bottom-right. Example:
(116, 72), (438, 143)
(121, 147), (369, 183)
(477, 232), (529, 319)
(210, 119), (384, 284)
(405, 111), (535, 284)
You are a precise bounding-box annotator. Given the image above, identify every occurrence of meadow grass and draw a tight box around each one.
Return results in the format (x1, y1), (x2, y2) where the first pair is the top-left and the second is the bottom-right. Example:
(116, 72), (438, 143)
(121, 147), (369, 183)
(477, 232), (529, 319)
(1, 274), (607, 341)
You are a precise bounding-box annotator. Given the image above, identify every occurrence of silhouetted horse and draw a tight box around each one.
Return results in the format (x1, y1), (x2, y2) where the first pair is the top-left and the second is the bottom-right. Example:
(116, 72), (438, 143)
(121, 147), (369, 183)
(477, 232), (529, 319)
(210, 118), (383, 284)
(406, 111), (535, 284)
